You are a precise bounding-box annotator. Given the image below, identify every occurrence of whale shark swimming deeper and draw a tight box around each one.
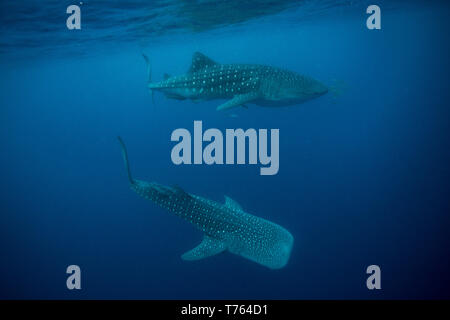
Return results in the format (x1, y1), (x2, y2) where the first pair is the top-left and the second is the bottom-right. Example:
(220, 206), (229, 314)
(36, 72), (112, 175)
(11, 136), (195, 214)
(143, 52), (328, 111)
(118, 137), (293, 269)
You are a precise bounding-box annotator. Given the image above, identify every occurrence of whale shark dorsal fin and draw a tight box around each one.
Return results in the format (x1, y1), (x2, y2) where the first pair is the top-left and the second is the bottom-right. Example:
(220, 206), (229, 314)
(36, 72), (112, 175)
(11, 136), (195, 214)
(181, 235), (226, 261)
(224, 195), (243, 211)
(189, 52), (218, 73)
(163, 73), (171, 80)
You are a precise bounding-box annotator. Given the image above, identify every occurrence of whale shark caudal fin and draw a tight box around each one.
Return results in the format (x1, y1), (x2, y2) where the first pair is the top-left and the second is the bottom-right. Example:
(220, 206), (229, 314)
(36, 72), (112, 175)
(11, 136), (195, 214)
(181, 234), (226, 261)
(224, 195), (243, 211)
(117, 136), (135, 185)
(142, 54), (155, 104)
(216, 91), (260, 111)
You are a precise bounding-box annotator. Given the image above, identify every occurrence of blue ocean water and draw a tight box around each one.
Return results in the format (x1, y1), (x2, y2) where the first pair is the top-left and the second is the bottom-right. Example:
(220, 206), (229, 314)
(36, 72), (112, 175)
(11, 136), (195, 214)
(1, 0), (449, 299)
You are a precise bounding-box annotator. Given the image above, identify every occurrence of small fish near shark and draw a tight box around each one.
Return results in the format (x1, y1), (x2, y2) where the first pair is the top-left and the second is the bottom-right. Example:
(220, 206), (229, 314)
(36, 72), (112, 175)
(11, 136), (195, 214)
(118, 137), (293, 269)
(143, 52), (328, 111)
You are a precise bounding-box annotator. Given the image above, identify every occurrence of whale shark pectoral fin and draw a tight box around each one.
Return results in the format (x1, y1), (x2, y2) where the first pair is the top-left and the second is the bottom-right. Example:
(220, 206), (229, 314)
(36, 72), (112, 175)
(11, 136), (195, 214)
(165, 93), (186, 100)
(181, 235), (226, 261)
(216, 92), (259, 111)
(188, 52), (218, 73)
(224, 195), (243, 211)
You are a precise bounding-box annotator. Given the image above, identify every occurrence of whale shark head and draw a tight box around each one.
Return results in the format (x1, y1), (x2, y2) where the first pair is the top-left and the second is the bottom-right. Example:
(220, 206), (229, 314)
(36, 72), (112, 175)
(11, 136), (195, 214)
(295, 77), (329, 99)
(258, 71), (328, 107)
(262, 227), (294, 269)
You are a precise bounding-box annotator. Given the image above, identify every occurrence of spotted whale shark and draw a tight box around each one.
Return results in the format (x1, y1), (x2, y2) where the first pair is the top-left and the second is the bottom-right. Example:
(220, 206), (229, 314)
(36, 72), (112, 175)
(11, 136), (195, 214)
(143, 52), (328, 111)
(118, 137), (293, 269)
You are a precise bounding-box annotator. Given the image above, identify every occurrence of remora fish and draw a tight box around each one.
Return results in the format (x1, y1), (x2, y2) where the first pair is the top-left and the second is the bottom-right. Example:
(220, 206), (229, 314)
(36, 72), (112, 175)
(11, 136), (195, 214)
(143, 52), (328, 111)
(118, 137), (293, 269)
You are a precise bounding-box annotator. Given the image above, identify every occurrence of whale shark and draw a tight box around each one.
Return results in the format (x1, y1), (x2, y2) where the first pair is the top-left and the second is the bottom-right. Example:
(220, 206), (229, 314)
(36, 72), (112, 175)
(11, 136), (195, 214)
(118, 136), (293, 269)
(143, 52), (328, 111)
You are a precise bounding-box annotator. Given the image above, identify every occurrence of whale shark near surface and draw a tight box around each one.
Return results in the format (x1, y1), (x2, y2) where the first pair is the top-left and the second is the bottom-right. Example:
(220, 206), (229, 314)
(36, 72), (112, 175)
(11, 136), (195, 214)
(118, 137), (293, 269)
(143, 52), (328, 111)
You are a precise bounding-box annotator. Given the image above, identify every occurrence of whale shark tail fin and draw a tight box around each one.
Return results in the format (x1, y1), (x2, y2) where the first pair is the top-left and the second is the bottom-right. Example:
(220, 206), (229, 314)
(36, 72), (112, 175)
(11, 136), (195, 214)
(181, 235), (226, 261)
(117, 136), (135, 185)
(142, 53), (155, 104)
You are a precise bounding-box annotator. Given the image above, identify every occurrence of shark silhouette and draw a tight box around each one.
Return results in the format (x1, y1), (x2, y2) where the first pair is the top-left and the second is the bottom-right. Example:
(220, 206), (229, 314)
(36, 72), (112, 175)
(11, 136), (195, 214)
(118, 137), (293, 269)
(143, 52), (328, 111)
